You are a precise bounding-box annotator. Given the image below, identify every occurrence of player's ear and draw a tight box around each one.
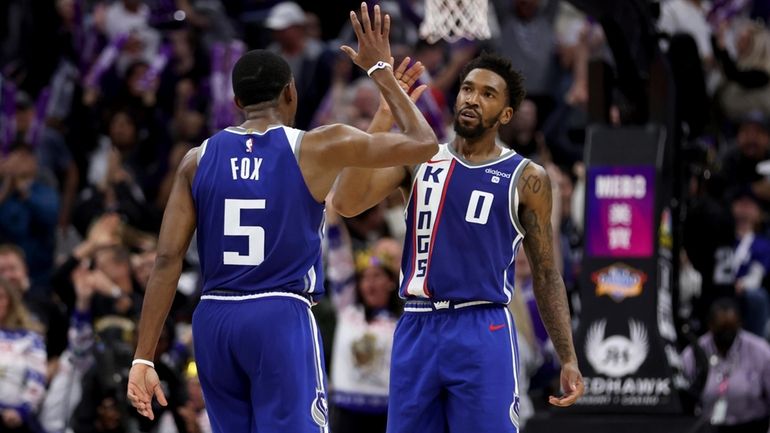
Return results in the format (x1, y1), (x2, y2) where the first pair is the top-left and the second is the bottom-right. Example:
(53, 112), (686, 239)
(498, 106), (515, 125)
(283, 80), (296, 103)
(234, 97), (244, 109)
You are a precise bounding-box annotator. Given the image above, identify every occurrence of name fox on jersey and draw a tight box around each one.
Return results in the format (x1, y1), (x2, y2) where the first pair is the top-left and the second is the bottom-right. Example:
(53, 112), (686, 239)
(230, 157), (264, 180)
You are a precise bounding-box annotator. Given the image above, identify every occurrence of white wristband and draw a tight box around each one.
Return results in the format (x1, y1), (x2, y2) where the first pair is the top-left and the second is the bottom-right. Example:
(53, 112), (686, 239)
(132, 359), (155, 368)
(367, 61), (392, 77)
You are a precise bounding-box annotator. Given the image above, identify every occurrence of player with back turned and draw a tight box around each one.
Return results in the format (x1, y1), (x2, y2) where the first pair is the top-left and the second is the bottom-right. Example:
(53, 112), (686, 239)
(333, 52), (586, 432)
(126, 4), (437, 433)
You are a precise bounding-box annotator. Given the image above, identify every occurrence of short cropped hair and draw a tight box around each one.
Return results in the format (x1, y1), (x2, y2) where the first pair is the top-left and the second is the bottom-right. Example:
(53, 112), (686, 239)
(460, 52), (526, 110)
(708, 297), (741, 324)
(232, 49), (293, 106)
(0, 244), (26, 262)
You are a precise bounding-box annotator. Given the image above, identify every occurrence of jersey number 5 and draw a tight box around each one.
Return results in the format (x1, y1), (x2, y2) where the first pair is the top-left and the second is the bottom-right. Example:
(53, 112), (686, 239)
(223, 199), (266, 265)
(465, 190), (494, 225)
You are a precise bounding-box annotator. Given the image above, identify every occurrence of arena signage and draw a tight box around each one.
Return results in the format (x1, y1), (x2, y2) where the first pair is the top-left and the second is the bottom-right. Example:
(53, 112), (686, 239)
(568, 126), (685, 414)
(586, 166), (656, 258)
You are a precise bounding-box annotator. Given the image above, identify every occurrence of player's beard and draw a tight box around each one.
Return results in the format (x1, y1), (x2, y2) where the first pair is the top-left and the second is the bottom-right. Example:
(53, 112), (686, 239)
(453, 109), (502, 139)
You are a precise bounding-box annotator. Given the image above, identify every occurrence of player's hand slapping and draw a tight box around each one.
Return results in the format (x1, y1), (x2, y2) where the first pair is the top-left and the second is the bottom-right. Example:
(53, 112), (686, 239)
(382, 57), (428, 109)
(549, 361), (585, 407)
(127, 364), (168, 420)
(341, 2), (392, 72)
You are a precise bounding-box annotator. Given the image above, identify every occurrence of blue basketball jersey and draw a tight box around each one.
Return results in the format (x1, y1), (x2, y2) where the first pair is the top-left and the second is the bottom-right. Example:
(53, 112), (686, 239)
(400, 143), (529, 303)
(192, 125), (325, 296)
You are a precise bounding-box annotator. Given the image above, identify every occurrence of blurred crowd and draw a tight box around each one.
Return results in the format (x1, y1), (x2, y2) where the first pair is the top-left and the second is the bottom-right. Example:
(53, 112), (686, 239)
(1, 0), (770, 432)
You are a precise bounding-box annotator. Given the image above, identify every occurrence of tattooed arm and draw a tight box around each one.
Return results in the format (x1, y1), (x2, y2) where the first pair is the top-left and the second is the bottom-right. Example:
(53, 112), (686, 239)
(517, 162), (584, 407)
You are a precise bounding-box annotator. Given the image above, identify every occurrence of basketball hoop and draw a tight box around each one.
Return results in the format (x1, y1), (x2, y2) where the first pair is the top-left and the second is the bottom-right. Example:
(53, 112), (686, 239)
(419, 0), (491, 43)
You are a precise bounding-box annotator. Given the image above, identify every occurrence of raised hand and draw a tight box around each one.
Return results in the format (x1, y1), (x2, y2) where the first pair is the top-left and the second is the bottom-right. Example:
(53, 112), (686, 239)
(88, 213), (122, 246)
(374, 57), (428, 131)
(72, 262), (96, 312)
(340, 3), (392, 71)
(381, 57), (428, 110)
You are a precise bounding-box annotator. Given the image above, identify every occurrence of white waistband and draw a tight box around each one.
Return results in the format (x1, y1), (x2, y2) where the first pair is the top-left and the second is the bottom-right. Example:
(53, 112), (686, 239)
(403, 299), (494, 312)
(200, 291), (312, 307)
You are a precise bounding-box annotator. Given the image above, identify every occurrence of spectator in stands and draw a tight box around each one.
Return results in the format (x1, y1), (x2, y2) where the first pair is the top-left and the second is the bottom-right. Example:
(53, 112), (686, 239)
(175, 365), (212, 433)
(0, 243), (68, 363)
(104, 0), (160, 74)
(682, 298), (770, 433)
(38, 262), (97, 433)
(720, 111), (770, 206)
(495, 0), (559, 97)
(86, 245), (143, 320)
(724, 190), (770, 337)
(0, 277), (47, 433)
(714, 20), (770, 119)
(70, 314), (137, 433)
(52, 213), (122, 315)
(658, 0), (714, 65)
(13, 91), (79, 229)
(0, 146), (59, 284)
(156, 142), (193, 209)
(76, 109), (161, 235)
(326, 207), (401, 433)
(550, 165), (582, 296)
(499, 98), (547, 160)
(265, 1), (334, 129)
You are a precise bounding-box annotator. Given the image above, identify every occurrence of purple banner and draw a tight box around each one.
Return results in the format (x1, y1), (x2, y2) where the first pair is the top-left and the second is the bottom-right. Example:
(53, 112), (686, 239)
(138, 43), (172, 92)
(83, 33), (128, 88)
(586, 166), (655, 258)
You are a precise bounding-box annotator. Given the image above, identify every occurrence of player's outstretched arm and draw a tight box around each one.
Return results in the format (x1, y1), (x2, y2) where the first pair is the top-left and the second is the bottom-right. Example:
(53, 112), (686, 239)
(127, 148), (199, 420)
(518, 162), (585, 407)
(341, 3), (435, 147)
(330, 5), (435, 216)
(333, 57), (426, 216)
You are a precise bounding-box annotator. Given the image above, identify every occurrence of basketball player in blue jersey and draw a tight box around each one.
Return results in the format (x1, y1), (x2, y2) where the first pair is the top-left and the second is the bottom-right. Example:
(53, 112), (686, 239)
(333, 51), (585, 432)
(125, 4), (438, 433)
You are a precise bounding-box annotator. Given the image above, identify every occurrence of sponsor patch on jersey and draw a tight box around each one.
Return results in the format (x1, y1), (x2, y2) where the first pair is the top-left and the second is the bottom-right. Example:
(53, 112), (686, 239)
(485, 168), (511, 178)
(592, 263), (646, 302)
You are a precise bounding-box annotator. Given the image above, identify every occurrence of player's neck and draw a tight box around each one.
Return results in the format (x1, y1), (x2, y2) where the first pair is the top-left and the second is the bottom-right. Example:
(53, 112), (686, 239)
(452, 134), (501, 163)
(240, 106), (287, 131)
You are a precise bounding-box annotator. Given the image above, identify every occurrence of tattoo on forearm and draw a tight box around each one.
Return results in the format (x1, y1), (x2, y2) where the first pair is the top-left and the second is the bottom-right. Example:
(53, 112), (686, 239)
(519, 169), (576, 364)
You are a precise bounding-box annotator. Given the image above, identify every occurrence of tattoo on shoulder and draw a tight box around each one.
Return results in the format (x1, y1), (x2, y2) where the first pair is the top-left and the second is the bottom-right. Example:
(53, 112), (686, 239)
(521, 172), (543, 194)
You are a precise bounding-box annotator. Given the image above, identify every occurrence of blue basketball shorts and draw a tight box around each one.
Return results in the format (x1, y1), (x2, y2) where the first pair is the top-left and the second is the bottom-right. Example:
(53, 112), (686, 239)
(192, 291), (329, 433)
(387, 300), (521, 433)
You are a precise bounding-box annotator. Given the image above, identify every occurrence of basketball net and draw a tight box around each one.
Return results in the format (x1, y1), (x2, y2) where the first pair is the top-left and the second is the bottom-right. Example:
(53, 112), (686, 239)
(419, 0), (491, 43)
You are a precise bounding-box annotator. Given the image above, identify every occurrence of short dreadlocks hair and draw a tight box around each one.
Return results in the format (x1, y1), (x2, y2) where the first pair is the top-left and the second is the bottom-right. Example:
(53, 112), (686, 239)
(459, 51), (526, 110)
